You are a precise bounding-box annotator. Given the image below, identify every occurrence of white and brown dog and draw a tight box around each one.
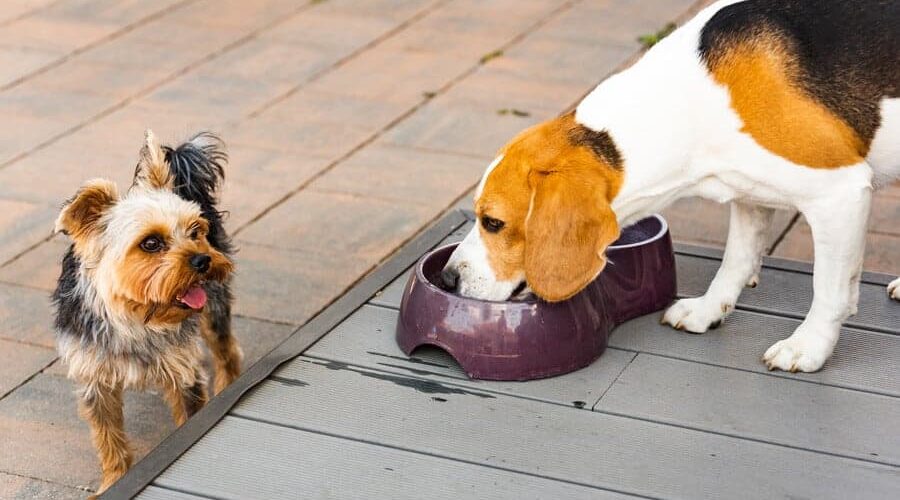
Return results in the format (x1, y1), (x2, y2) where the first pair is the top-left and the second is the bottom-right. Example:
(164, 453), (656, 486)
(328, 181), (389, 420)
(443, 0), (898, 373)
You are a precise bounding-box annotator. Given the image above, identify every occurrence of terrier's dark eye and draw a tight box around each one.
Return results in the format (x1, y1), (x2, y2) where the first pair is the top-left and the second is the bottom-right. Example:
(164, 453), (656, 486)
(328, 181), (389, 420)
(139, 236), (164, 253)
(190, 228), (200, 240)
(481, 216), (505, 233)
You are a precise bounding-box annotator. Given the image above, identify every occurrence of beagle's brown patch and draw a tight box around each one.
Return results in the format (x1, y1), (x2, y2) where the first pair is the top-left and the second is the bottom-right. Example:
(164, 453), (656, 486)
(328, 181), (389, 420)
(476, 113), (624, 300)
(708, 35), (867, 168)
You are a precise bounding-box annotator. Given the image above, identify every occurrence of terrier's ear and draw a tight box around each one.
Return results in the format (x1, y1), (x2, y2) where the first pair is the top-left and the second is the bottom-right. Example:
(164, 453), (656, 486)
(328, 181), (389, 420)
(55, 179), (118, 241)
(132, 129), (173, 191)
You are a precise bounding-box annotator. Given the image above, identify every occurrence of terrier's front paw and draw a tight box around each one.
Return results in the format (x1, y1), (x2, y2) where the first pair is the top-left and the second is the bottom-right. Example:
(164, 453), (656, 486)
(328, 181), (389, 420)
(763, 331), (834, 373)
(888, 278), (900, 301)
(662, 297), (732, 333)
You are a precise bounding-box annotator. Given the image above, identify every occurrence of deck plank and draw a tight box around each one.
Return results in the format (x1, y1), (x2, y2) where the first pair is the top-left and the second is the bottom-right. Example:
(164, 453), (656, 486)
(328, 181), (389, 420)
(305, 304), (636, 407)
(676, 254), (898, 334)
(235, 359), (900, 500)
(610, 311), (900, 397)
(597, 354), (900, 465)
(138, 487), (209, 500)
(150, 416), (628, 500)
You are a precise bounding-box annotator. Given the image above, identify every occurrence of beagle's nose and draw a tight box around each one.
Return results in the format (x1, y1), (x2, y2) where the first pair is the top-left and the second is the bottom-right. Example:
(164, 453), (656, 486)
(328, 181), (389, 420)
(190, 253), (211, 273)
(441, 266), (460, 290)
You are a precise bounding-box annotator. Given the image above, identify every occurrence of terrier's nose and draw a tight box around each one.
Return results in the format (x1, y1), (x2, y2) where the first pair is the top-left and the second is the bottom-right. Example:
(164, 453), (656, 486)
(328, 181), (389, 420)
(441, 266), (460, 290)
(190, 254), (211, 273)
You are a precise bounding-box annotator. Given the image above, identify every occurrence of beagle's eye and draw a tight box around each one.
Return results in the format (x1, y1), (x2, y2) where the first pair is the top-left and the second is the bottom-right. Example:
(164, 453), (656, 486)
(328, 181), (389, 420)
(481, 216), (505, 233)
(139, 236), (164, 253)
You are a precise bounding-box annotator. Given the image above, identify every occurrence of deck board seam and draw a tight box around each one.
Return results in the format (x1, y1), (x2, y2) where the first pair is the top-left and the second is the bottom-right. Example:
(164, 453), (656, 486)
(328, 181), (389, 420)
(607, 346), (900, 398)
(591, 351), (638, 411)
(260, 355), (899, 467)
(225, 412), (655, 499)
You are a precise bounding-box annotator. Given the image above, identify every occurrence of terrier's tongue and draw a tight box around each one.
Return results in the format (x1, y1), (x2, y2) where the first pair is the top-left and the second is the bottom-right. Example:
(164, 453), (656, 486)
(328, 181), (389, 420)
(179, 286), (207, 310)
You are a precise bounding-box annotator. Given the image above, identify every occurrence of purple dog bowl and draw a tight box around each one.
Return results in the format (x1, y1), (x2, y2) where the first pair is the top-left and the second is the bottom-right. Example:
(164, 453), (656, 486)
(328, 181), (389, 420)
(395, 214), (676, 381)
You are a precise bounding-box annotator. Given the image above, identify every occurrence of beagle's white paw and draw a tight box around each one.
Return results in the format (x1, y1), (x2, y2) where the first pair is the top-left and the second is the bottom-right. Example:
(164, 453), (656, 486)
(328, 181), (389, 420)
(763, 326), (836, 373)
(888, 278), (900, 300)
(662, 297), (732, 333)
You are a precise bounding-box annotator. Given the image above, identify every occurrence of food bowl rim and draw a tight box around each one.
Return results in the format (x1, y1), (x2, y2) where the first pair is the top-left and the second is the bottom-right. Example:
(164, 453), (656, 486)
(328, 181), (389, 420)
(412, 214), (669, 306)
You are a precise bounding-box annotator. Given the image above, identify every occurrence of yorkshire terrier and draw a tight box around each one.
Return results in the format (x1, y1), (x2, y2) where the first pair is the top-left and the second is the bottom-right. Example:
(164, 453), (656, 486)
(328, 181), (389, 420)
(52, 130), (242, 494)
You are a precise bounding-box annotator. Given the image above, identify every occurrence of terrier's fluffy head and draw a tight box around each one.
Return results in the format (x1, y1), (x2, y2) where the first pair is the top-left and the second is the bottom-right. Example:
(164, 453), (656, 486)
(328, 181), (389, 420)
(55, 130), (233, 325)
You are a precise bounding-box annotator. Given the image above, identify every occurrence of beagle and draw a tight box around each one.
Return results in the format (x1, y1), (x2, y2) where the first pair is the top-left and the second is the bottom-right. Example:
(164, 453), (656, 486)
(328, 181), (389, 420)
(443, 0), (899, 373)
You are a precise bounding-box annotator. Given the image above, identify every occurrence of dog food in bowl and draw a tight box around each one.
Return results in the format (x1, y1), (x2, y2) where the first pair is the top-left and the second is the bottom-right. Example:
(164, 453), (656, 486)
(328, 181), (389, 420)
(395, 214), (677, 381)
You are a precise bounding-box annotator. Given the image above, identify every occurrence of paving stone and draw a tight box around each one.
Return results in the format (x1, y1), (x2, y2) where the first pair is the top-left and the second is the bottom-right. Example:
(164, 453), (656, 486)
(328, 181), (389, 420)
(236, 190), (435, 259)
(541, 0), (697, 47)
(262, 10), (398, 52)
(0, 199), (57, 266)
(313, 0), (439, 23)
(310, 142), (488, 208)
(229, 316), (296, 369)
(200, 38), (334, 85)
(169, 0), (308, 31)
(226, 92), (403, 157)
(0, 237), (69, 292)
(771, 216), (900, 274)
(78, 22), (237, 72)
(0, 15), (116, 53)
(39, 0), (183, 25)
(0, 46), (59, 88)
(232, 242), (373, 325)
(381, 98), (547, 158)
(221, 145), (332, 231)
(26, 59), (169, 99)
(0, 373), (173, 492)
(139, 72), (294, 123)
(661, 197), (796, 251)
(0, 471), (85, 500)
(306, 48), (472, 104)
(442, 66), (588, 115)
(870, 193), (900, 236)
(0, 338), (56, 399)
(0, 88), (117, 166)
(0, 0), (58, 25)
(494, 32), (637, 86)
(0, 281), (55, 347)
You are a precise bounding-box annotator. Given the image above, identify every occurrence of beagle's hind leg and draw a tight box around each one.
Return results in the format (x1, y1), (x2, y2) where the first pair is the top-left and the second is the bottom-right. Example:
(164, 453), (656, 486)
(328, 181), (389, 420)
(201, 281), (242, 394)
(764, 181), (871, 372)
(663, 201), (774, 332)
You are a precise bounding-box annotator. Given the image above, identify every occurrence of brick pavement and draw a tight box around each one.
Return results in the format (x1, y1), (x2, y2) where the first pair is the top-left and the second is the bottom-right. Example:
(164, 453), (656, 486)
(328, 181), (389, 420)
(0, 1), (895, 497)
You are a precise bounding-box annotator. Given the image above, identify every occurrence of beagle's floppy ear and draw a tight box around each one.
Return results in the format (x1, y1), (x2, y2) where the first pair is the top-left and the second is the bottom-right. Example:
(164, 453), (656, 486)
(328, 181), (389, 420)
(132, 129), (173, 191)
(55, 179), (118, 242)
(524, 169), (619, 302)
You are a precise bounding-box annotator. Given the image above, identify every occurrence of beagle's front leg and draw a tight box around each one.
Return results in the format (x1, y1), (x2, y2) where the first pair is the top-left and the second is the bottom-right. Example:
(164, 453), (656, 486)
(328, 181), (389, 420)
(763, 185), (871, 372)
(888, 278), (900, 300)
(663, 202), (773, 332)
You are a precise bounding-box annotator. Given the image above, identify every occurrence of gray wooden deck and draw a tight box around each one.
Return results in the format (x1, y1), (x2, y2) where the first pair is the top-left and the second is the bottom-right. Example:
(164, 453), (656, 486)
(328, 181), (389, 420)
(130, 213), (899, 500)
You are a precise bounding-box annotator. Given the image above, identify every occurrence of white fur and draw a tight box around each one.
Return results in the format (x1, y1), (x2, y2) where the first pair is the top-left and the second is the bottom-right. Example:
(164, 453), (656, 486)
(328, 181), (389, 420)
(444, 223), (523, 300)
(450, 0), (899, 372)
(447, 154), (525, 300)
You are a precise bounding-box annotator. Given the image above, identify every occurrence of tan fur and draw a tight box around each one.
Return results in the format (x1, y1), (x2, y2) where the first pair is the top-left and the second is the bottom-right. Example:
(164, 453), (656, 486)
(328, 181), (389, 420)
(708, 33), (867, 168)
(78, 385), (131, 494)
(115, 218), (232, 326)
(55, 179), (118, 259)
(201, 314), (243, 395)
(133, 129), (174, 190)
(476, 113), (623, 300)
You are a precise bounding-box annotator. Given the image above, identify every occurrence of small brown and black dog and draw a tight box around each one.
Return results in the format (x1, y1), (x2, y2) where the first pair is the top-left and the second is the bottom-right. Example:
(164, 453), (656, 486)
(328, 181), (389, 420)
(52, 130), (242, 494)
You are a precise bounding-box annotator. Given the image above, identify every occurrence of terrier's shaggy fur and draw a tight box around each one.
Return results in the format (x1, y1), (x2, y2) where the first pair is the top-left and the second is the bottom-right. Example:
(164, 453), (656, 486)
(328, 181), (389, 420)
(52, 130), (242, 494)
